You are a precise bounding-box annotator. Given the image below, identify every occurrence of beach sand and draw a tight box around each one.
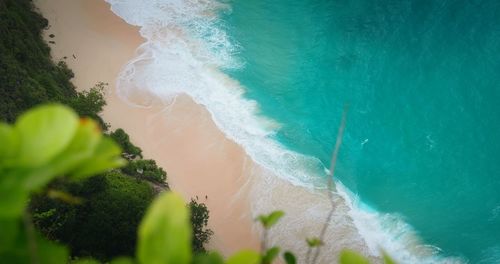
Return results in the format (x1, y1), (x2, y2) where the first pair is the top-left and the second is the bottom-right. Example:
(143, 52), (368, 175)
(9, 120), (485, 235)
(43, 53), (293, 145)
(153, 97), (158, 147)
(34, 0), (260, 255)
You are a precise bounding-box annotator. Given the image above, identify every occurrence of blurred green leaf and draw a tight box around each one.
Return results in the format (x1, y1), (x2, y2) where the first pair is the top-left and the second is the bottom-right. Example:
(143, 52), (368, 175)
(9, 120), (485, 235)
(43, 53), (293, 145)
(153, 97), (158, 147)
(257, 211), (284, 229)
(382, 251), (396, 264)
(15, 104), (78, 167)
(137, 192), (191, 264)
(22, 117), (109, 190)
(339, 250), (370, 264)
(71, 258), (101, 264)
(265, 211), (284, 228)
(0, 218), (20, 251)
(70, 137), (125, 179)
(63, 118), (101, 157)
(0, 170), (30, 218)
(47, 189), (84, 204)
(37, 234), (69, 264)
(0, 123), (19, 164)
(226, 250), (261, 264)
(283, 251), (296, 264)
(110, 257), (135, 264)
(192, 252), (224, 264)
(306, 237), (323, 248)
(262, 247), (280, 264)
(0, 228), (68, 264)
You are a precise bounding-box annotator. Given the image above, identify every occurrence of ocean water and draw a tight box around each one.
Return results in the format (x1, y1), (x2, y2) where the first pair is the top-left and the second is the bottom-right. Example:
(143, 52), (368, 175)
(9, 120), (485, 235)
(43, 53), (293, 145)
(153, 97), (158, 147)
(107, 0), (500, 263)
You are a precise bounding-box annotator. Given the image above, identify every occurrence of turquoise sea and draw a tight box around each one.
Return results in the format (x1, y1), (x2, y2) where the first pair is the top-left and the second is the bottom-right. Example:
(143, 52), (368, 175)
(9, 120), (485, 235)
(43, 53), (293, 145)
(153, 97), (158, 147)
(222, 0), (500, 263)
(108, 0), (500, 262)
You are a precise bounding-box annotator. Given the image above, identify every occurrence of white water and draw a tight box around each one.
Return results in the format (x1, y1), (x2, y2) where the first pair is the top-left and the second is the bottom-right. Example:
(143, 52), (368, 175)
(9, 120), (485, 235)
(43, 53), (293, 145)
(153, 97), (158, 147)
(105, 0), (464, 263)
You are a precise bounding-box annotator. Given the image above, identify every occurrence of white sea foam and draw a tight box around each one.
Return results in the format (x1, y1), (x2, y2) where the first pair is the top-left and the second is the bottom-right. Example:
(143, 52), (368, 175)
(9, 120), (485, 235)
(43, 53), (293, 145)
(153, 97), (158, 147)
(105, 0), (464, 263)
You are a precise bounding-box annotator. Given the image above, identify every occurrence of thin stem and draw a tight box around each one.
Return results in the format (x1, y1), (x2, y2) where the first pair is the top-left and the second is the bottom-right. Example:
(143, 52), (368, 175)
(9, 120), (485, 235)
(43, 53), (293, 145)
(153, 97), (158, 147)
(23, 211), (40, 264)
(306, 246), (313, 263)
(310, 105), (348, 264)
(261, 229), (268, 253)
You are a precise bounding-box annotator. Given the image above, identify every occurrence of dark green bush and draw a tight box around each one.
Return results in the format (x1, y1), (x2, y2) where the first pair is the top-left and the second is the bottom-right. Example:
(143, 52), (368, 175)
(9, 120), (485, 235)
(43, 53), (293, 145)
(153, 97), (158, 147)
(109, 128), (143, 160)
(31, 172), (155, 261)
(0, 0), (76, 122)
(67, 82), (108, 130)
(189, 199), (213, 253)
(122, 159), (167, 184)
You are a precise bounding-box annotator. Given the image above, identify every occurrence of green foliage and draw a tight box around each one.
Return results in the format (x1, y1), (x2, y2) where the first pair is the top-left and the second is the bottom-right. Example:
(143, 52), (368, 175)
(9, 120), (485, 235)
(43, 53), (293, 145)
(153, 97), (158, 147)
(137, 192), (192, 264)
(0, 105), (124, 263)
(189, 199), (213, 252)
(67, 82), (108, 130)
(339, 250), (370, 264)
(225, 251), (261, 264)
(0, 225), (69, 264)
(31, 172), (155, 261)
(122, 159), (167, 184)
(109, 128), (143, 160)
(193, 252), (224, 264)
(382, 251), (396, 264)
(257, 211), (284, 229)
(15, 103), (78, 166)
(71, 258), (101, 264)
(109, 257), (135, 264)
(0, 0), (109, 128)
(262, 247), (280, 264)
(283, 251), (296, 264)
(0, 104), (124, 219)
(0, 0), (76, 123)
(306, 237), (324, 248)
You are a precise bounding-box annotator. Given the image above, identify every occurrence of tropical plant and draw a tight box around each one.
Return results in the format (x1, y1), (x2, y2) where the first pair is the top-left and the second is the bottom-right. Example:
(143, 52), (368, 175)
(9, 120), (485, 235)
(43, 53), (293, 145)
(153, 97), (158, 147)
(0, 104), (125, 263)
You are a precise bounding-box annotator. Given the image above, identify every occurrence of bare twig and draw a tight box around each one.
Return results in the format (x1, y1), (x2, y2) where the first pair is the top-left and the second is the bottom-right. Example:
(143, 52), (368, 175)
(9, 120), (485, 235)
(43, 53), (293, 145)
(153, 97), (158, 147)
(310, 105), (348, 264)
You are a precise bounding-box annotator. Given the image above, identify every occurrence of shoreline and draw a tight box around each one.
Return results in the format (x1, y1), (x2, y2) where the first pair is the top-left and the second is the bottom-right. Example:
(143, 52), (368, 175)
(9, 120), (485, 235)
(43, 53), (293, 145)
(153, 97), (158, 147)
(32, 1), (427, 263)
(34, 0), (260, 255)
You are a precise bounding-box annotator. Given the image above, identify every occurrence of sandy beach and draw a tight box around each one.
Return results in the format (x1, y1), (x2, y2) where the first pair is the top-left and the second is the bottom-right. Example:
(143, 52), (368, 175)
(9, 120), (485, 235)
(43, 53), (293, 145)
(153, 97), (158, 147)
(34, 0), (260, 255)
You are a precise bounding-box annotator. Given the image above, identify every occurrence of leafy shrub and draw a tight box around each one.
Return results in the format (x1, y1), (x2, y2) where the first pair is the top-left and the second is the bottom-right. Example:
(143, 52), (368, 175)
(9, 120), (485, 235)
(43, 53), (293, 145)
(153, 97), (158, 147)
(67, 82), (108, 130)
(122, 159), (166, 184)
(109, 128), (143, 160)
(189, 199), (213, 253)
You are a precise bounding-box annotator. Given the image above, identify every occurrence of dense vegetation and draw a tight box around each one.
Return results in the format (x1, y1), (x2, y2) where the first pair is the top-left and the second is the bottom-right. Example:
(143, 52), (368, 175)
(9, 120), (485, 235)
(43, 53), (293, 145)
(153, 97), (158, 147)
(109, 128), (142, 159)
(0, 0), (212, 260)
(0, 0), (74, 122)
(122, 159), (167, 184)
(30, 172), (155, 260)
